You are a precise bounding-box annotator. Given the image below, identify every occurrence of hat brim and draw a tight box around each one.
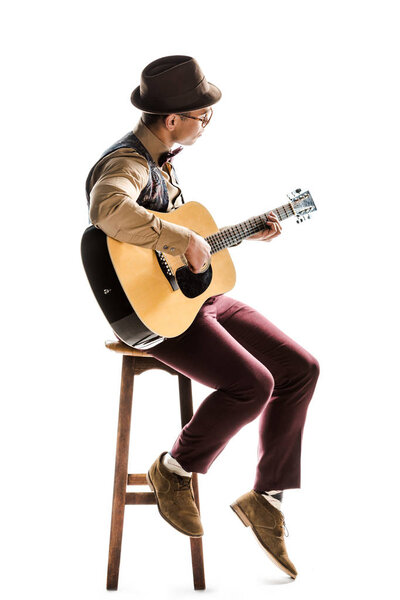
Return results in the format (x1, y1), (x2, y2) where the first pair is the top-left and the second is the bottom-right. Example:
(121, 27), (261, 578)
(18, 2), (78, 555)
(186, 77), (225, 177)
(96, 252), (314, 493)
(130, 82), (222, 114)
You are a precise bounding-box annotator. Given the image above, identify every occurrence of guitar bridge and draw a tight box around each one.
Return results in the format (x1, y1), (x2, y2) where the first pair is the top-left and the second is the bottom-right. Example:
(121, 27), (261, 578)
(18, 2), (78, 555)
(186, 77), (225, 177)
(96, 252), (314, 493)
(155, 250), (179, 291)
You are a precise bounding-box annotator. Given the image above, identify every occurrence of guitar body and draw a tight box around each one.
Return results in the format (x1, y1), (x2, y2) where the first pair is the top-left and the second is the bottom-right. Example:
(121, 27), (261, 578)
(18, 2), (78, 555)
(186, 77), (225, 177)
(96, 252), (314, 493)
(81, 189), (316, 350)
(81, 201), (236, 349)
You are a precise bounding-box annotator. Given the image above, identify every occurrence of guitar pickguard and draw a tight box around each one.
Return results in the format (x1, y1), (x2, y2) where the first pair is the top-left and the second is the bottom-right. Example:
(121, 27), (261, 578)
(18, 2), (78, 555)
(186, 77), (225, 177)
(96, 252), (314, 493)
(155, 250), (213, 298)
(175, 264), (213, 298)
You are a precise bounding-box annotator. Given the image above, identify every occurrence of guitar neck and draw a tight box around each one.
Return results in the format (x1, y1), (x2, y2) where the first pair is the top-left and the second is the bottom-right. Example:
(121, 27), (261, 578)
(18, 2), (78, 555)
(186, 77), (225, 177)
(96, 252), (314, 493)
(205, 201), (295, 254)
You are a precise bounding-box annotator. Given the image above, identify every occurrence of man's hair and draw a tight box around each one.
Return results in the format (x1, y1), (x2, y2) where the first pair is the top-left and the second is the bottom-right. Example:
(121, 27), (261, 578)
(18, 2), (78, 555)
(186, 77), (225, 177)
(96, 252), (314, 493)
(141, 112), (169, 127)
(141, 111), (190, 127)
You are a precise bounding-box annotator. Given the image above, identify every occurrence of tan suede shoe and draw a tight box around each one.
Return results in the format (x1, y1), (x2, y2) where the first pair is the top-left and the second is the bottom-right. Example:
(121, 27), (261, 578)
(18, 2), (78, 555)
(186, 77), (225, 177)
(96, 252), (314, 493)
(146, 451), (204, 537)
(230, 490), (297, 579)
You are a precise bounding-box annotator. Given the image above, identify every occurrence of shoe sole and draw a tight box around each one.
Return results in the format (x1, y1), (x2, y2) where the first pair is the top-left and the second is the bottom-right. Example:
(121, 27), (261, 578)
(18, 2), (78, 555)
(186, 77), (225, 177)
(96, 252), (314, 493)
(230, 502), (296, 579)
(146, 470), (203, 538)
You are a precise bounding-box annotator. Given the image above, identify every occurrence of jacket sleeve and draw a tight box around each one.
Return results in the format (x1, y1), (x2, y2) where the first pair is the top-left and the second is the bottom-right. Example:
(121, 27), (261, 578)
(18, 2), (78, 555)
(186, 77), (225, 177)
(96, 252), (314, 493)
(88, 154), (191, 257)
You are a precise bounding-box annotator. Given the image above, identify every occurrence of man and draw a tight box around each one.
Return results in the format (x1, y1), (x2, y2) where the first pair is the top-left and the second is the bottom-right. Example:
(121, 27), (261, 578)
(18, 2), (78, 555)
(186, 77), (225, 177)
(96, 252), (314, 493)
(86, 55), (320, 580)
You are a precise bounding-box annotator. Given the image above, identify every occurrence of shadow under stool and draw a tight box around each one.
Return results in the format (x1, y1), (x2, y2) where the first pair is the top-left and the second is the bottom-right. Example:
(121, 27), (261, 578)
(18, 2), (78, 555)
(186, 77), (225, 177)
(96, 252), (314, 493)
(104, 339), (206, 591)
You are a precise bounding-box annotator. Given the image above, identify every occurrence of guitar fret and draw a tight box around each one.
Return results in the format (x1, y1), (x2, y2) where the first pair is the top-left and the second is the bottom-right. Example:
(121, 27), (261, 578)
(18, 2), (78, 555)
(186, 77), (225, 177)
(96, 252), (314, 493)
(206, 192), (313, 254)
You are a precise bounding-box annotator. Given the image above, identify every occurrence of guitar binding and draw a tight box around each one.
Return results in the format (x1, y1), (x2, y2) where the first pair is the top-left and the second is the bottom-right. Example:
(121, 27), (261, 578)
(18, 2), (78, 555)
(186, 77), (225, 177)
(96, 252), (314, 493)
(81, 226), (167, 350)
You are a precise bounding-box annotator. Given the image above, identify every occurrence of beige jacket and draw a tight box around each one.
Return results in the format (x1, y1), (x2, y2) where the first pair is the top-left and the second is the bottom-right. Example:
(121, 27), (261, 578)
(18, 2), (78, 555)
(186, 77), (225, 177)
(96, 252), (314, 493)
(87, 118), (191, 257)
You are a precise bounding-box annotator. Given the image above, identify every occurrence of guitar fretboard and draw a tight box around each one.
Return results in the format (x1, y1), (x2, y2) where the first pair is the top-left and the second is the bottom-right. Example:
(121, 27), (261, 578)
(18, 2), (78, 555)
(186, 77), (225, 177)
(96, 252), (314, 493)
(205, 202), (295, 254)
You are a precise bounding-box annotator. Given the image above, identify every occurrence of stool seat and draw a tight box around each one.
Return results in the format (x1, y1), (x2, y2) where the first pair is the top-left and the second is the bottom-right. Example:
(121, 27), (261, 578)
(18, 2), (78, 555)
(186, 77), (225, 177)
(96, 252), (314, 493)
(105, 339), (151, 356)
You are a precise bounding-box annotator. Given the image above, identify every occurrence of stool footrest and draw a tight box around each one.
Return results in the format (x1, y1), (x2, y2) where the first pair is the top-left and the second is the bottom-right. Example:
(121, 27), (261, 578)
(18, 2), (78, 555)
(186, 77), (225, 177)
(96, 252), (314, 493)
(127, 473), (147, 485)
(125, 492), (156, 505)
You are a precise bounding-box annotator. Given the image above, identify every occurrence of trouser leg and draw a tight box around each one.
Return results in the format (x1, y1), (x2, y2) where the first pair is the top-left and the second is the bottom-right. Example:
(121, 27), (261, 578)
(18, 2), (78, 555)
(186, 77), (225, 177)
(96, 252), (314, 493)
(217, 297), (320, 490)
(149, 294), (320, 489)
(149, 297), (275, 474)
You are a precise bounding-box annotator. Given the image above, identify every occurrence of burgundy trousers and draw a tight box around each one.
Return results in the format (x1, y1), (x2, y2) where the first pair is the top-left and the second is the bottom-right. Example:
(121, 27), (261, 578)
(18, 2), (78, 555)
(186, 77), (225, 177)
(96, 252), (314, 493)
(148, 294), (320, 491)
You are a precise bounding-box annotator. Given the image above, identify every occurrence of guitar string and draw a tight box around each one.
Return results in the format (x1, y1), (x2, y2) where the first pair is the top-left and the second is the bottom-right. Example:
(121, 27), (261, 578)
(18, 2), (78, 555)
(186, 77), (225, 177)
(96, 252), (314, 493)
(205, 204), (296, 254)
(203, 193), (312, 252)
(205, 198), (312, 253)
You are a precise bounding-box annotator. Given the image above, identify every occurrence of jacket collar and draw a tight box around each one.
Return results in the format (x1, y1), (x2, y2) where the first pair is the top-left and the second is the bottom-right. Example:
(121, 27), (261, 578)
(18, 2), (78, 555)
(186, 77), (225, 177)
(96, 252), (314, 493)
(132, 118), (171, 165)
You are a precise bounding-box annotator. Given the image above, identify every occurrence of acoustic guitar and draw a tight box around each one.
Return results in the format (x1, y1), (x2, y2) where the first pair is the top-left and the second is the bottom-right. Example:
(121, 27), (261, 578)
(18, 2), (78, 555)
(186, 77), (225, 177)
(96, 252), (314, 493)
(81, 188), (317, 350)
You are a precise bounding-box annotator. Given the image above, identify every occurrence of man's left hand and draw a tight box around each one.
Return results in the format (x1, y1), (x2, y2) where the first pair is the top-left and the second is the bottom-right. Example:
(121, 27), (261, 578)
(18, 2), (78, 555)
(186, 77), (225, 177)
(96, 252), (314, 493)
(247, 211), (282, 242)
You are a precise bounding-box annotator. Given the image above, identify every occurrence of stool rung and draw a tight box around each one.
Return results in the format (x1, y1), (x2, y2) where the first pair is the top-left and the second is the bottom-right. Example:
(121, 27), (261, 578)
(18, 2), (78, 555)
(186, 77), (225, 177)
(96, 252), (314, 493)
(125, 492), (156, 505)
(127, 473), (148, 485)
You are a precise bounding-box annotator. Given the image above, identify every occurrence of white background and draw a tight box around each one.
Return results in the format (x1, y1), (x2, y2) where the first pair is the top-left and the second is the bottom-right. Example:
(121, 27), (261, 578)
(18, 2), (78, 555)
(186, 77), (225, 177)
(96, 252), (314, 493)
(2, 1), (399, 598)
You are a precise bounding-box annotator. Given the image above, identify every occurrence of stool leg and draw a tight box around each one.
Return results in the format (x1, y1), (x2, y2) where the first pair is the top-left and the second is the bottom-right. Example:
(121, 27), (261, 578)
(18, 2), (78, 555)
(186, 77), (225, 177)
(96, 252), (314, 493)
(107, 355), (135, 590)
(178, 374), (206, 591)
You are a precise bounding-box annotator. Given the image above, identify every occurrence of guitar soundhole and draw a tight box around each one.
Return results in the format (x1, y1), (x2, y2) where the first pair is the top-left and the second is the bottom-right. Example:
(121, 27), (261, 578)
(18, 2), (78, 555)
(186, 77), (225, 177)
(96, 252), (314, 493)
(175, 264), (213, 298)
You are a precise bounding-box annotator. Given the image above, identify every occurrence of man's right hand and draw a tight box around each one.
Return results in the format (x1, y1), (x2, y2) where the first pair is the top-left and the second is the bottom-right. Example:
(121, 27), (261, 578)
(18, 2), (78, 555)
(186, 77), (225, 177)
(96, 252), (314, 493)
(184, 231), (211, 274)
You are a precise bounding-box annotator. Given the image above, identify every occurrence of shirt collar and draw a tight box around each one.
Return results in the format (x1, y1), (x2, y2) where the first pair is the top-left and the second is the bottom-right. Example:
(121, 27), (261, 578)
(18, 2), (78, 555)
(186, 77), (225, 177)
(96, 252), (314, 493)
(132, 118), (172, 165)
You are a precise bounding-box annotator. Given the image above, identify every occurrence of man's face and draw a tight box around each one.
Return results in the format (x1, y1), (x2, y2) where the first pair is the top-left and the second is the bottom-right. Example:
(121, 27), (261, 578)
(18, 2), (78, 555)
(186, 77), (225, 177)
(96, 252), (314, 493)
(168, 106), (213, 145)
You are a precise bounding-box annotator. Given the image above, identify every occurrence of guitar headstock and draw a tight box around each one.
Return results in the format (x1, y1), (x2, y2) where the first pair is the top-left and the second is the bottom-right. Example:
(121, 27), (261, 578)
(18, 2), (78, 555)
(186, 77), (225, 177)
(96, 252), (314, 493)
(287, 189), (317, 223)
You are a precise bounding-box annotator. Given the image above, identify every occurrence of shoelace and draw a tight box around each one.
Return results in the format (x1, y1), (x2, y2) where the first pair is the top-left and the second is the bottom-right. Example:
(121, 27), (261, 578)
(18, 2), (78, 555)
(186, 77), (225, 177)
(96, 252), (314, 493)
(281, 517), (289, 537)
(174, 474), (191, 490)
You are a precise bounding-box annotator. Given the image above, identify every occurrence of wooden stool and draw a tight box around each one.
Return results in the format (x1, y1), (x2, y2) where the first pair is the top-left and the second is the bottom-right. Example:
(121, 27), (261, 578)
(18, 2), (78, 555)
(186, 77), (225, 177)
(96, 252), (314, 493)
(105, 339), (206, 591)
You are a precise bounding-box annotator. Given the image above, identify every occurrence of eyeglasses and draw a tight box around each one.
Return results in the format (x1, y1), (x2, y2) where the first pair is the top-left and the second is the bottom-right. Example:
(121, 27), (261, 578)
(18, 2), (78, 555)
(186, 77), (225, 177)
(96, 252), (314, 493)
(177, 106), (213, 128)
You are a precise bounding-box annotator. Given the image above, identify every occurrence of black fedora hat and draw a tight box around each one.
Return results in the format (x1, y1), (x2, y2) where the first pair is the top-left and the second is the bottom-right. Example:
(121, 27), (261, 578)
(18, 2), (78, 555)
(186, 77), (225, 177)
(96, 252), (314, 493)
(130, 55), (222, 114)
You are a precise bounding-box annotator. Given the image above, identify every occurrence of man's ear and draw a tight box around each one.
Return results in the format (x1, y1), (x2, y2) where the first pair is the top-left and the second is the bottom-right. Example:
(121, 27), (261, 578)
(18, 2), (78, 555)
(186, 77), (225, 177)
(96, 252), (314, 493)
(165, 113), (178, 131)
